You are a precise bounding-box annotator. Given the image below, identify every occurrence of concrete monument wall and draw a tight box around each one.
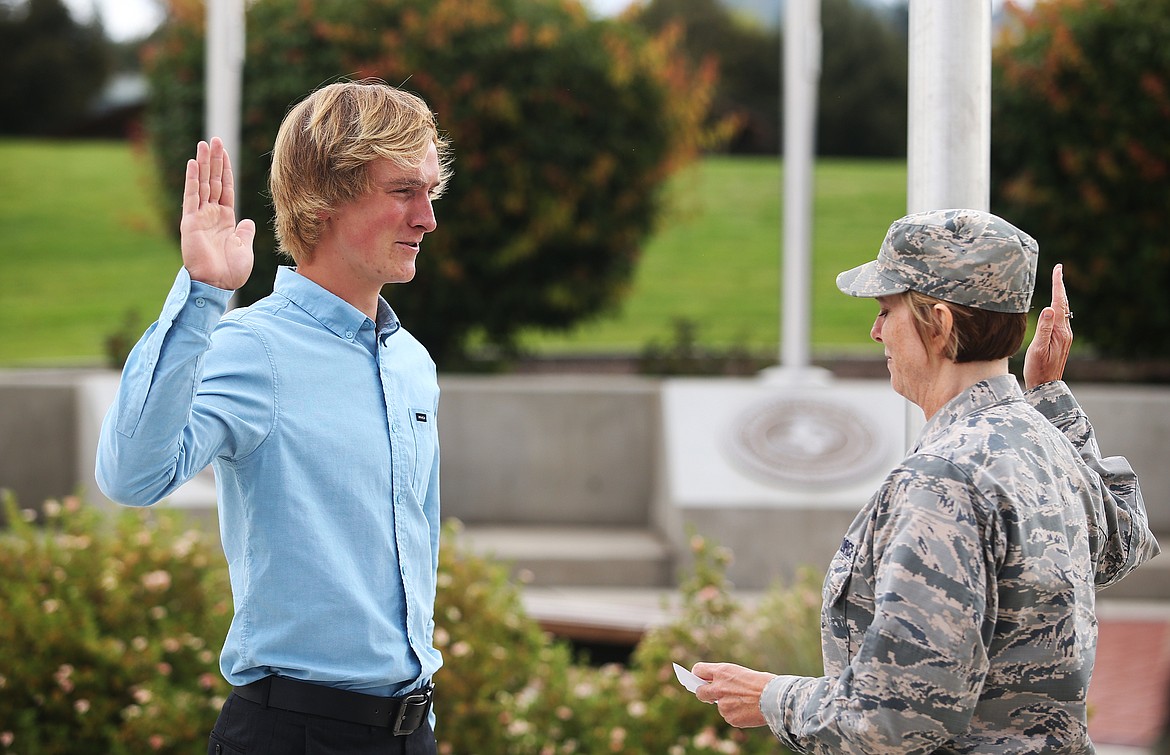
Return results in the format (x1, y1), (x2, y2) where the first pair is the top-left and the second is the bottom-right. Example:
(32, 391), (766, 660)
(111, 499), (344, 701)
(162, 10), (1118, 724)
(1, 369), (1166, 595)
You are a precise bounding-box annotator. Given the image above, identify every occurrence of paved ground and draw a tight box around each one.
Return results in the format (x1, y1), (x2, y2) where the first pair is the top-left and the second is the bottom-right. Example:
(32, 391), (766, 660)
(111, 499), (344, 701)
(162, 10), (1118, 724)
(523, 590), (1170, 752)
(1089, 601), (1170, 753)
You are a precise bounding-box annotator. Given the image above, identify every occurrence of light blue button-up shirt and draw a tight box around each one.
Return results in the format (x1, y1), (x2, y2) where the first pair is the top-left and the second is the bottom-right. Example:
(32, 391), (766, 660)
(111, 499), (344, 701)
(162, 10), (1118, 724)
(97, 266), (442, 698)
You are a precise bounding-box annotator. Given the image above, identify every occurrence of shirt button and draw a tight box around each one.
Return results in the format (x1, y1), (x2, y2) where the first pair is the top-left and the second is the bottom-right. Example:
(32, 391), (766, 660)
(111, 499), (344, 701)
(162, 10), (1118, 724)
(194, 297), (206, 308)
(344, 330), (355, 339)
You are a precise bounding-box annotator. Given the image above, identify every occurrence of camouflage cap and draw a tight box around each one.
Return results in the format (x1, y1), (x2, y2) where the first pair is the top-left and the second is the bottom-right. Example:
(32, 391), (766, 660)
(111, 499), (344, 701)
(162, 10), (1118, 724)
(835, 209), (1038, 313)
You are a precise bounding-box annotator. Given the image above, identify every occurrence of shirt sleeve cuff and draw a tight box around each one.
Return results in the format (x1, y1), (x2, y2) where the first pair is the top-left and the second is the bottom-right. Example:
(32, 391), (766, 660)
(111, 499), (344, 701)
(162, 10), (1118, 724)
(170, 269), (233, 331)
(761, 674), (803, 745)
(1023, 379), (1082, 422)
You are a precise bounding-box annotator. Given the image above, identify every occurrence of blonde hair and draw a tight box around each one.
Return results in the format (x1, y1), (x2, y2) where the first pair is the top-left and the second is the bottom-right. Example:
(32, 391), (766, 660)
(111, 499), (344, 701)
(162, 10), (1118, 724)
(269, 79), (453, 263)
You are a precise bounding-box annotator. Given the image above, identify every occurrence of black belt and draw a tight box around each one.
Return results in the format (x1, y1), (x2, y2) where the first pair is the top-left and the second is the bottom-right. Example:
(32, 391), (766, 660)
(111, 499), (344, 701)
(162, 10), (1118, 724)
(233, 676), (433, 735)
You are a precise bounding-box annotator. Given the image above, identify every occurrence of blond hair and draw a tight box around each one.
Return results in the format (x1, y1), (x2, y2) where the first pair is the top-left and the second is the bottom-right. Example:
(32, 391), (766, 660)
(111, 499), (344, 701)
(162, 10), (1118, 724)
(269, 79), (453, 263)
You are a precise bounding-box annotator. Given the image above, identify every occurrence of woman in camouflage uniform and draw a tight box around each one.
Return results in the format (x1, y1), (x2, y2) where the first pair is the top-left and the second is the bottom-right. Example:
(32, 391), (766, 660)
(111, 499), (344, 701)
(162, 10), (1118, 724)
(691, 209), (1160, 754)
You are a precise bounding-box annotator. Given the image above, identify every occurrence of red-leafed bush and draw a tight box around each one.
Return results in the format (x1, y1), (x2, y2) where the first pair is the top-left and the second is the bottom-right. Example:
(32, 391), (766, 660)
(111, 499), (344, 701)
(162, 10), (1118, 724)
(991, 0), (1170, 357)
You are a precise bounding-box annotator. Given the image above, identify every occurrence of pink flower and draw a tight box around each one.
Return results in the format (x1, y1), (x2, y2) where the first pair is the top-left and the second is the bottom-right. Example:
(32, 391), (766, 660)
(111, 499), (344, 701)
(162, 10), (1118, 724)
(141, 570), (172, 592)
(697, 586), (721, 604)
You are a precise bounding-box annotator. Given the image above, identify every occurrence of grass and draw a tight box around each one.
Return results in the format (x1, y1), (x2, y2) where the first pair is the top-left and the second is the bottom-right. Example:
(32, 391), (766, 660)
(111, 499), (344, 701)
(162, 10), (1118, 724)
(0, 139), (181, 366)
(516, 155), (906, 358)
(0, 140), (906, 367)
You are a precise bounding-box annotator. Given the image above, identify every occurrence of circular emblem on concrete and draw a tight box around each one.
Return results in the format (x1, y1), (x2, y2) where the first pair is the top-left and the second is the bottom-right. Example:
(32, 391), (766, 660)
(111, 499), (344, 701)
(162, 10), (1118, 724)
(724, 396), (885, 487)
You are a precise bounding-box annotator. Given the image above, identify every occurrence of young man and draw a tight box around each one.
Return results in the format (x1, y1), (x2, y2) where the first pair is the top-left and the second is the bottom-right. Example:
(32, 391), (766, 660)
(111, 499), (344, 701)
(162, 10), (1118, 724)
(97, 80), (452, 755)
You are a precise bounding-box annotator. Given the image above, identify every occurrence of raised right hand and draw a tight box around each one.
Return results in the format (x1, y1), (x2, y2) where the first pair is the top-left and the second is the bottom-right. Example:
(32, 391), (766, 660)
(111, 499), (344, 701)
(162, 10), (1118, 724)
(180, 137), (256, 291)
(1023, 264), (1073, 389)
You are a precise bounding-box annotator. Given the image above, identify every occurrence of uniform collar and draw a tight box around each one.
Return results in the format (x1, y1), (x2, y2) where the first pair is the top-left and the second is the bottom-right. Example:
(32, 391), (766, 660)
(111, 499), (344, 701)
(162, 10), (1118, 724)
(915, 373), (1022, 449)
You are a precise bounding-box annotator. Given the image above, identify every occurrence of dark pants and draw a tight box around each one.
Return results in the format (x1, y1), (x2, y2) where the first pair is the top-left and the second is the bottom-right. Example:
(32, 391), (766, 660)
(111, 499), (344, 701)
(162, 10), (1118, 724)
(208, 693), (438, 755)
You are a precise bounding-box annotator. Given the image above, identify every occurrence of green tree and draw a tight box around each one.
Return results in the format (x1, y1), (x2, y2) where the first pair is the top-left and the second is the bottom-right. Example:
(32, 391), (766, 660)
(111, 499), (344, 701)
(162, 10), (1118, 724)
(991, 0), (1170, 358)
(632, 0), (781, 153)
(631, 0), (907, 157)
(817, 0), (907, 157)
(0, 0), (110, 135)
(143, 0), (716, 366)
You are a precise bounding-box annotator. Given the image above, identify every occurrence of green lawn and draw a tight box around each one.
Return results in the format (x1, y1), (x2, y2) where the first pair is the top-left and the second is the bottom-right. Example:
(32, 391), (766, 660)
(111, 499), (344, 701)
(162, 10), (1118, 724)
(0, 140), (905, 366)
(0, 139), (182, 366)
(516, 155), (906, 357)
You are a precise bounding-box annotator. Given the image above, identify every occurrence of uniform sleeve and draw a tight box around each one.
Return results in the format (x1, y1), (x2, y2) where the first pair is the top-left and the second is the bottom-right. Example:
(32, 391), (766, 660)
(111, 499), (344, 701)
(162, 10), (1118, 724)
(760, 460), (995, 755)
(1025, 380), (1160, 586)
(96, 268), (274, 506)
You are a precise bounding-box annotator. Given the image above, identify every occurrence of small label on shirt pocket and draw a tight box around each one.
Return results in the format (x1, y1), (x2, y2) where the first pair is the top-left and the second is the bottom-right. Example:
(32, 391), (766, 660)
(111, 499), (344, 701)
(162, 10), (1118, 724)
(409, 407), (437, 496)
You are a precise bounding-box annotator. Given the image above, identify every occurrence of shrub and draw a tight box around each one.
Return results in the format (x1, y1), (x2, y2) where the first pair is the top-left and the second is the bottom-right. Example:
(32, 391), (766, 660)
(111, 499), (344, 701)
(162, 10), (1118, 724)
(991, 0), (1170, 357)
(431, 519), (579, 753)
(143, 0), (719, 367)
(0, 500), (822, 754)
(638, 317), (776, 376)
(439, 526), (821, 754)
(0, 495), (232, 755)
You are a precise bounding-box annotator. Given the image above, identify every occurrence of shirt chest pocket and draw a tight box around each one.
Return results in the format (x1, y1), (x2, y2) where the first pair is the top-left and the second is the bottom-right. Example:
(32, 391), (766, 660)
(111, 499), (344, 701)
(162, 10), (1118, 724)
(822, 537), (858, 648)
(409, 407), (437, 496)
(824, 538), (856, 608)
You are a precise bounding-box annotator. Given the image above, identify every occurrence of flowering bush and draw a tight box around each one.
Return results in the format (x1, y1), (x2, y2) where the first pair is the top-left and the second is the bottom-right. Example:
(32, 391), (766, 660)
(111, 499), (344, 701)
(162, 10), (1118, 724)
(0, 495), (232, 754)
(438, 526), (822, 754)
(0, 501), (821, 754)
(991, 0), (1170, 357)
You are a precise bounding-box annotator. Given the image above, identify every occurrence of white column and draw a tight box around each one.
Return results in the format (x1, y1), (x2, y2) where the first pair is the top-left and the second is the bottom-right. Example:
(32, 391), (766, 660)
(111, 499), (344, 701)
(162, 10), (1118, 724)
(778, 0), (822, 375)
(907, 0), (992, 214)
(205, 0), (246, 171)
(206, 0), (246, 306)
(904, 0), (992, 440)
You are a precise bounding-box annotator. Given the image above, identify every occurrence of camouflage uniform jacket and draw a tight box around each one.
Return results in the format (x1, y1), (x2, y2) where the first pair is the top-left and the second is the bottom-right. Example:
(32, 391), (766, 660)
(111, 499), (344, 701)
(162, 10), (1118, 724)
(760, 375), (1160, 754)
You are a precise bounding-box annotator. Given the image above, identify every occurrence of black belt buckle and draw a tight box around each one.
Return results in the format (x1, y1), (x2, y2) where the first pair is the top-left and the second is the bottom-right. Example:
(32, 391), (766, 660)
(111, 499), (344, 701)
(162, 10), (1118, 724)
(391, 683), (433, 736)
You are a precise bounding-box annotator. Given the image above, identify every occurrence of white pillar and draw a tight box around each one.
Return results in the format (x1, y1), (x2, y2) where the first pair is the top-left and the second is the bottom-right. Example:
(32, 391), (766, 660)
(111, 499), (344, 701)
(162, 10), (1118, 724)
(205, 0), (246, 171)
(906, 0), (992, 214)
(904, 0), (992, 439)
(779, 0), (822, 375)
(206, 0), (246, 306)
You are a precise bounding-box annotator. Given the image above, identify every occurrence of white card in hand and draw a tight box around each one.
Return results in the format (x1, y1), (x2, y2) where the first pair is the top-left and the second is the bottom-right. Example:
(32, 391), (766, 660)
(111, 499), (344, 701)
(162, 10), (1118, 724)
(673, 662), (708, 692)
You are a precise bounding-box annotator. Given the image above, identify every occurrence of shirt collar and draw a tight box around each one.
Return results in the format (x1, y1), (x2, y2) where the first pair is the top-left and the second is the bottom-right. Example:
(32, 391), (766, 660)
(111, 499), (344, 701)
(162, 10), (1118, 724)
(273, 266), (395, 341)
(914, 373), (1022, 449)
(376, 297), (402, 344)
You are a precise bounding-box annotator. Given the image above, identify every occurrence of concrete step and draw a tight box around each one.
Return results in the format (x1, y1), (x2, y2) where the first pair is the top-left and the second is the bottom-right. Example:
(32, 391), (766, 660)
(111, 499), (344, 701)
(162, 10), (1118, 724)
(458, 525), (673, 588)
(521, 587), (680, 645)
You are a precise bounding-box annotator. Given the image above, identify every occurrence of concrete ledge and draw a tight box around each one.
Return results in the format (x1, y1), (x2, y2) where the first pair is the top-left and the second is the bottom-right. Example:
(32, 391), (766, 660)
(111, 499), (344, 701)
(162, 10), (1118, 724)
(0, 369), (94, 510)
(460, 525), (673, 588)
(438, 375), (661, 527)
(522, 587), (681, 645)
(2, 369), (1167, 601)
